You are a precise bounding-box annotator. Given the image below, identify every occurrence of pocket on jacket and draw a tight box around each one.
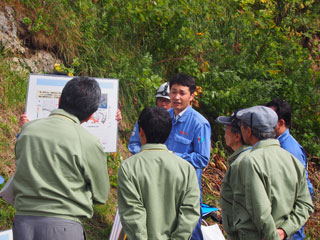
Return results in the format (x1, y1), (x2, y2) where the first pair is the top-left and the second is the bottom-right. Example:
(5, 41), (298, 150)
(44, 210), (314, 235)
(233, 200), (250, 228)
(174, 135), (192, 145)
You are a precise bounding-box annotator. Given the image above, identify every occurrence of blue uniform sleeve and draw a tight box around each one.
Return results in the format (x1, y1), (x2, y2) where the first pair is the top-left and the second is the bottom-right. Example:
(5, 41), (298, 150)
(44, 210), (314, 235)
(175, 122), (211, 169)
(128, 122), (141, 155)
(296, 147), (313, 196)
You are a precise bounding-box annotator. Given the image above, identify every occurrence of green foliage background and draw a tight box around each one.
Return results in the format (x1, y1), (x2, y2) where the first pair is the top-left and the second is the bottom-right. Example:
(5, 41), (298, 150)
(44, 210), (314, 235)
(11, 0), (319, 156)
(0, 0), (320, 237)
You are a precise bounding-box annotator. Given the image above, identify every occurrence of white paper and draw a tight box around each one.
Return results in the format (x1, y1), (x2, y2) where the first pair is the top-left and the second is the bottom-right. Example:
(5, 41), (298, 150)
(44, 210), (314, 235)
(0, 229), (13, 240)
(201, 224), (225, 240)
(25, 74), (119, 152)
(109, 209), (123, 240)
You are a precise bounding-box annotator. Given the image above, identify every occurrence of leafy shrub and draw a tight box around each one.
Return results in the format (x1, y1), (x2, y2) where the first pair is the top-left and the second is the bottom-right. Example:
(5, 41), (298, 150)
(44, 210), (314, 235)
(12, 0), (320, 156)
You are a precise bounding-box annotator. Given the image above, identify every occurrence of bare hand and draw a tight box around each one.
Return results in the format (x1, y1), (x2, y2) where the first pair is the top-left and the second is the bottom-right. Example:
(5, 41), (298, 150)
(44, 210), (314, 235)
(277, 228), (286, 240)
(116, 109), (122, 123)
(19, 113), (30, 127)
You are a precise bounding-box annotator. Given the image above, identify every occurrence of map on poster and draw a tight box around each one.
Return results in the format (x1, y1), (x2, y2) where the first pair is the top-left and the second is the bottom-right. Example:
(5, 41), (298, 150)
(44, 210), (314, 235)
(25, 74), (119, 152)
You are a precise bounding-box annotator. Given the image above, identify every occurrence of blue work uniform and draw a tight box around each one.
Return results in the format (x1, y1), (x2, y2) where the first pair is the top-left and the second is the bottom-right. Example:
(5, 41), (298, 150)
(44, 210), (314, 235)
(128, 122), (141, 155)
(165, 105), (211, 240)
(278, 129), (313, 240)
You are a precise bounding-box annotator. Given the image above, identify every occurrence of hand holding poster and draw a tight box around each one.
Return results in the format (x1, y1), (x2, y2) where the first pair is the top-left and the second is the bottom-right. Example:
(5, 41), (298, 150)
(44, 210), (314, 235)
(25, 74), (119, 152)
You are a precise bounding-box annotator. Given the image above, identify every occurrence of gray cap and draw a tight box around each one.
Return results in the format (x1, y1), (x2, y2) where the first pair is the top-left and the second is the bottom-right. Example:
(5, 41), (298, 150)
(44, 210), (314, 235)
(216, 112), (237, 125)
(216, 111), (242, 132)
(216, 115), (233, 125)
(236, 106), (278, 132)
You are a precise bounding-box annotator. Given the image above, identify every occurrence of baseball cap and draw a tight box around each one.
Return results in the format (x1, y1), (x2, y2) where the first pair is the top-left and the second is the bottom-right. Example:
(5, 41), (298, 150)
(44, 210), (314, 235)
(216, 112), (238, 125)
(236, 106), (278, 132)
(216, 111), (242, 131)
(155, 82), (170, 100)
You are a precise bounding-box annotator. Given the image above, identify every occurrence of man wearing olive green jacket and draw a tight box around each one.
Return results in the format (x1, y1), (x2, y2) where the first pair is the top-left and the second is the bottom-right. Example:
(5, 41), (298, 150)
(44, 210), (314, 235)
(13, 77), (110, 240)
(216, 112), (251, 239)
(233, 106), (314, 240)
(118, 107), (200, 239)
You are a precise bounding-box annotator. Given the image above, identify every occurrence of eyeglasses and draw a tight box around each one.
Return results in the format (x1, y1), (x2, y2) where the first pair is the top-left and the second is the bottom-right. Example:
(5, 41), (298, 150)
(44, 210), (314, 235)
(157, 97), (170, 103)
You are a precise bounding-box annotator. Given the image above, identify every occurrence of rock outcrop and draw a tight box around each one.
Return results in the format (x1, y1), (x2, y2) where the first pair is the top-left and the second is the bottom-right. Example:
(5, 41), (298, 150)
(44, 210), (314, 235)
(0, 5), (60, 73)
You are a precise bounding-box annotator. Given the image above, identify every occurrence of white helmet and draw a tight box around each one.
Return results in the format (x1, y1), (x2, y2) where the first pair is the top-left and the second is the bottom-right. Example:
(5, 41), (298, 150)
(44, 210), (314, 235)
(155, 82), (170, 100)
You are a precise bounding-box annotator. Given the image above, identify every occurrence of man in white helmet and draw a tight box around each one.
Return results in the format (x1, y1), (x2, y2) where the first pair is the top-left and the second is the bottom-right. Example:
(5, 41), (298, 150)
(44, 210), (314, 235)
(128, 82), (172, 154)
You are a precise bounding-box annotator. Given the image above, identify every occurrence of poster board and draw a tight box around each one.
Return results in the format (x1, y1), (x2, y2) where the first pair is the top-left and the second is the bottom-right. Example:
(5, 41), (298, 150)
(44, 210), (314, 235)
(25, 74), (119, 152)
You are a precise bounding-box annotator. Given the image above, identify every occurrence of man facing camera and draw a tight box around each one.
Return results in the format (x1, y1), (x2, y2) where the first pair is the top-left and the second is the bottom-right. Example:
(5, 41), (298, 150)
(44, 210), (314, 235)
(13, 77), (110, 240)
(118, 107), (200, 239)
(165, 73), (211, 240)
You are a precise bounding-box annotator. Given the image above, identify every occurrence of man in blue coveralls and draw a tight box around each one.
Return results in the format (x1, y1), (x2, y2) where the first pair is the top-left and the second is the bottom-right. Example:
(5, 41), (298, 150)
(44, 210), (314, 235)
(165, 73), (211, 240)
(266, 98), (313, 240)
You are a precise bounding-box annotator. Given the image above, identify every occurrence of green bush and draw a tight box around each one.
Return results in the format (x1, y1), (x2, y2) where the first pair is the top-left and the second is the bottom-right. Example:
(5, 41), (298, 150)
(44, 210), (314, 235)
(13, 0), (320, 156)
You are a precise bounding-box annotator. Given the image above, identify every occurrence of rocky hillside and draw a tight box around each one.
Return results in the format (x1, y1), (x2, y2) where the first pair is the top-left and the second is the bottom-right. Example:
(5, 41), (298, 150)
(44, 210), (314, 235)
(0, 4), (60, 73)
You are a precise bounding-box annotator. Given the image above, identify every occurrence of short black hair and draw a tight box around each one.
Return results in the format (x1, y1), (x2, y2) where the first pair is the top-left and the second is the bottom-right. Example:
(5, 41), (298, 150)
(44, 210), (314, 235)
(265, 98), (291, 128)
(138, 107), (172, 143)
(59, 77), (101, 121)
(169, 73), (196, 94)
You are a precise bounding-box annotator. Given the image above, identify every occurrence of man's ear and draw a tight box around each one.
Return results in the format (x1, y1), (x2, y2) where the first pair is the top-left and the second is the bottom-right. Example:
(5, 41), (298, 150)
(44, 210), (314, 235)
(235, 133), (241, 142)
(247, 127), (253, 138)
(139, 127), (144, 138)
(139, 127), (147, 145)
(278, 119), (286, 128)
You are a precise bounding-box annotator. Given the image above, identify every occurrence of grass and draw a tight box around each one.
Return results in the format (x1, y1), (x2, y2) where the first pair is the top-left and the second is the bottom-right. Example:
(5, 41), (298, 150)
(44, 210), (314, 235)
(82, 188), (118, 240)
(0, 200), (15, 231)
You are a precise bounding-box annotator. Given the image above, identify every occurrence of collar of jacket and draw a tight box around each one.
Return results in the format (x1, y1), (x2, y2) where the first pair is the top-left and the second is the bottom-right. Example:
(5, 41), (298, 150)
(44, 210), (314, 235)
(252, 138), (280, 151)
(141, 143), (169, 152)
(49, 109), (80, 124)
(168, 105), (192, 123)
(277, 128), (290, 143)
(227, 145), (251, 165)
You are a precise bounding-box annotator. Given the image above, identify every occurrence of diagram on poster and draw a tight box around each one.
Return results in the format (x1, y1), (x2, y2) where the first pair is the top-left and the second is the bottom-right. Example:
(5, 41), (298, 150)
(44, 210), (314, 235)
(25, 74), (119, 152)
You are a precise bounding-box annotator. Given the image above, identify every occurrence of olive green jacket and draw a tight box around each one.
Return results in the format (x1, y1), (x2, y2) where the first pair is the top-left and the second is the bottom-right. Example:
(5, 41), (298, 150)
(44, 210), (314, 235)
(14, 109), (110, 222)
(233, 139), (314, 240)
(118, 144), (200, 240)
(220, 145), (251, 240)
